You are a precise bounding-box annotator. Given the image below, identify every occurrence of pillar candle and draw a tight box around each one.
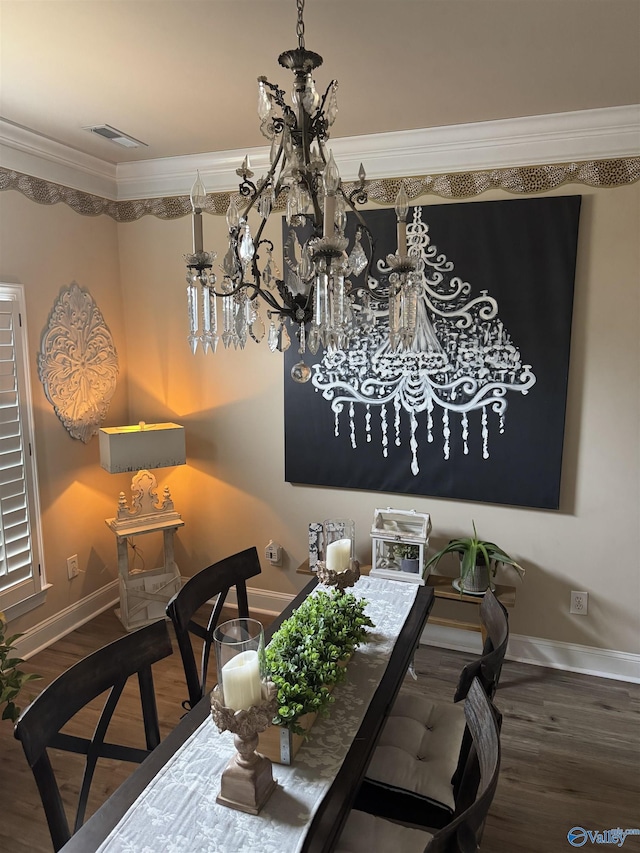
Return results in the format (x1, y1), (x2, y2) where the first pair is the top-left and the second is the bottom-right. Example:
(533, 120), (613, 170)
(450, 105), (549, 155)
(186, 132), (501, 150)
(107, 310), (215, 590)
(221, 649), (262, 711)
(323, 193), (336, 237)
(192, 211), (203, 254)
(397, 220), (407, 256)
(326, 537), (352, 571)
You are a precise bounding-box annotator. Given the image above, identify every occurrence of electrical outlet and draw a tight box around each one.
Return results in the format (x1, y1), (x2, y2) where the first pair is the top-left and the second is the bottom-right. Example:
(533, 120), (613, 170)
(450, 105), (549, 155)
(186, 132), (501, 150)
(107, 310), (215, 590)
(67, 554), (79, 580)
(570, 590), (588, 615)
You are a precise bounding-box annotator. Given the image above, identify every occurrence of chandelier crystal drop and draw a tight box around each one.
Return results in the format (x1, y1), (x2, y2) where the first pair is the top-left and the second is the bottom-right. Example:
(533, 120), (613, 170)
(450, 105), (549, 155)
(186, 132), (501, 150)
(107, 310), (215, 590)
(183, 0), (419, 382)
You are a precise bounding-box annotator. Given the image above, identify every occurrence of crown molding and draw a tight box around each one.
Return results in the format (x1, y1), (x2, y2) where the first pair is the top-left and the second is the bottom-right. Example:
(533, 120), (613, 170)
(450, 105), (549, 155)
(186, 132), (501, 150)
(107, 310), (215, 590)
(0, 118), (118, 200)
(1, 106), (638, 203)
(115, 105), (640, 200)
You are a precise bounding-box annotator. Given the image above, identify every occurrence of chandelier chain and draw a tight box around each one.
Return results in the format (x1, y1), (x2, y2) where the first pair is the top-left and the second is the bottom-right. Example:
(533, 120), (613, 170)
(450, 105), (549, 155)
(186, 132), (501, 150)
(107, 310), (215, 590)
(296, 0), (306, 48)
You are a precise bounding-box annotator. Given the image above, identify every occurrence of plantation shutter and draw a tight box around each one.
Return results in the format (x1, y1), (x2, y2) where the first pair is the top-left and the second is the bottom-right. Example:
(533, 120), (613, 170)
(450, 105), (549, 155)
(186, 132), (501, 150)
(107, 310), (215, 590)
(0, 287), (44, 613)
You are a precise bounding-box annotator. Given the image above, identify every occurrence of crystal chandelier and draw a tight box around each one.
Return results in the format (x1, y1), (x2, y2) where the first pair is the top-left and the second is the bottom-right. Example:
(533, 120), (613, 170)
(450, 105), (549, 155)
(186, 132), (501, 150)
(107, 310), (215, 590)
(184, 0), (420, 382)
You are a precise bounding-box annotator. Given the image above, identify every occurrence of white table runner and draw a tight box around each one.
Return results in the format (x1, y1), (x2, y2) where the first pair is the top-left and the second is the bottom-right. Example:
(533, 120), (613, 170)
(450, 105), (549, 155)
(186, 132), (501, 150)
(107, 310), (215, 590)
(97, 578), (419, 853)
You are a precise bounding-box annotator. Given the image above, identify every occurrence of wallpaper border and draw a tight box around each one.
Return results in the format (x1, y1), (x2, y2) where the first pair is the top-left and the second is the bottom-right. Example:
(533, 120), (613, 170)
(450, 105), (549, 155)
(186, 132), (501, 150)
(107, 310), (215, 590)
(1, 157), (639, 223)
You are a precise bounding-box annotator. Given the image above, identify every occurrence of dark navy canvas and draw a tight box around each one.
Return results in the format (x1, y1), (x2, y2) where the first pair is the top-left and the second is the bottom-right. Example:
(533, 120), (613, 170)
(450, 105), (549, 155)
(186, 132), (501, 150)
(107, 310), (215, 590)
(284, 195), (581, 510)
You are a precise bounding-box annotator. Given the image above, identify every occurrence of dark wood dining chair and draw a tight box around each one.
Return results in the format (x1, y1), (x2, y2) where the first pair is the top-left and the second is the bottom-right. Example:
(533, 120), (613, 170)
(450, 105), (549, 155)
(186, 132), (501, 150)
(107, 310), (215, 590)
(13, 619), (173, 852)
(462, 588), (510, 700)
(165, 545), (261, 711)
(356, 590), (508, 829)
(336, 676), (502, 853)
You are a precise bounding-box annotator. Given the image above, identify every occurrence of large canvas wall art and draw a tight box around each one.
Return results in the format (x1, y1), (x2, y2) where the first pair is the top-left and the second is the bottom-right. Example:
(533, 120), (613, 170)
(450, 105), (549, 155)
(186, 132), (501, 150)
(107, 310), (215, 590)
(284, 195), (581, 509)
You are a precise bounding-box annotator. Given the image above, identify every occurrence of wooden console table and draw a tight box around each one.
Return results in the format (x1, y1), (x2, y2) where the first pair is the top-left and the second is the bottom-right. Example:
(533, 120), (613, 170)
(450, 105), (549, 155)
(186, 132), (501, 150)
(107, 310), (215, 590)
(426, 573), (516, 641)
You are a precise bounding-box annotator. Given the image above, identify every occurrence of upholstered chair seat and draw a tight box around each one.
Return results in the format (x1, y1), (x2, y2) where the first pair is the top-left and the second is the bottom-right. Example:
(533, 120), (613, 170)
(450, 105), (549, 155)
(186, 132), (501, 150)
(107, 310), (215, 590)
(335, 809), (433, 853)
(340, 678), (502, 853)
(366, 691), (467, 815)
(356, 590), (509, 829)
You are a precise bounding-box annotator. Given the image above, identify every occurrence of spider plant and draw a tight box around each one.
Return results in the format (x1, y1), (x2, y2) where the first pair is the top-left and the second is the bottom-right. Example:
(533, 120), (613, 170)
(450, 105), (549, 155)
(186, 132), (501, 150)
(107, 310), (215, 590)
(424, 521), (524, 591)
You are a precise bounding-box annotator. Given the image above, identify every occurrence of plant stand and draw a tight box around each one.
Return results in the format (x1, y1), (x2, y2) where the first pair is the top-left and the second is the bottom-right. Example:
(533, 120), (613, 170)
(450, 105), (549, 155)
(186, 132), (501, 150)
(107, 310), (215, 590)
(105, 471), (184, 632)
(425, 573), (516, 643)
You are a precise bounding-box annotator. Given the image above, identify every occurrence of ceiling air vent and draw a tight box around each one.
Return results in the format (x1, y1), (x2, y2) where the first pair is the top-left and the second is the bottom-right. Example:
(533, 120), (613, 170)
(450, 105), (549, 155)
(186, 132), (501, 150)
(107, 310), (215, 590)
(84, 124), (147, 149)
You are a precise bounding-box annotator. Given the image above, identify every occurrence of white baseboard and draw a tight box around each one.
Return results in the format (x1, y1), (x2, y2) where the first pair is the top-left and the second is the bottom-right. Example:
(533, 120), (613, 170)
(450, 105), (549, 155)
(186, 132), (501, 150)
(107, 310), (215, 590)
(15, 580), (119, 660)
(420, 623), (484, 654)
(13, 580), (287, 661)
(420, 623), (640, 684)
(225, 586), (293, 618)
(14, 582), (640, 684)
(506, 632), (640, 684)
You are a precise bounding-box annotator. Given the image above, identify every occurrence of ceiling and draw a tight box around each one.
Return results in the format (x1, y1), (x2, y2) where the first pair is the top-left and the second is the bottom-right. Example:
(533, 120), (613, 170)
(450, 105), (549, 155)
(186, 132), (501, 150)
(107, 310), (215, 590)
(1, 0), (639, 167)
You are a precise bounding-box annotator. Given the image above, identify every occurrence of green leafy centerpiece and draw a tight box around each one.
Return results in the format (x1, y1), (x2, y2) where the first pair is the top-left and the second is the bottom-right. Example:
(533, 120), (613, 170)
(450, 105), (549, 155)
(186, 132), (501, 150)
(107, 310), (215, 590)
(259, 590), (374, 763)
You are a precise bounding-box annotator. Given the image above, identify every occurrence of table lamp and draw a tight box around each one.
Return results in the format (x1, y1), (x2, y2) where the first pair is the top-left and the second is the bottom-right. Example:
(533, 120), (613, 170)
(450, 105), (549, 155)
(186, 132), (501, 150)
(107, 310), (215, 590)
(99, 421), (186, 527)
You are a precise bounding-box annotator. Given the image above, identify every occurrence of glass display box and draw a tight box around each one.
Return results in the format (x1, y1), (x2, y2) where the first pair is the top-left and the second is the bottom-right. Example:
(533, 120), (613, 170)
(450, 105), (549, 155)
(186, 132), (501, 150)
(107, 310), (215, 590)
(370, 508), (431, 585)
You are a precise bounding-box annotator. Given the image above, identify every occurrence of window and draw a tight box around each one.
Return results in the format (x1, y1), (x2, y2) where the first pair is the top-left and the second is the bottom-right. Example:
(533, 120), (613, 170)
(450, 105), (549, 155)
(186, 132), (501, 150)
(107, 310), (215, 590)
(0, 284), (47, 619)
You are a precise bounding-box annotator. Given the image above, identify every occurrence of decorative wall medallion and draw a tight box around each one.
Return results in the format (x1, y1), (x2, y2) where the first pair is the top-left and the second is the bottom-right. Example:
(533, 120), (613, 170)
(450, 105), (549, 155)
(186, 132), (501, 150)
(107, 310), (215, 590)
(38, 282), (119, 442)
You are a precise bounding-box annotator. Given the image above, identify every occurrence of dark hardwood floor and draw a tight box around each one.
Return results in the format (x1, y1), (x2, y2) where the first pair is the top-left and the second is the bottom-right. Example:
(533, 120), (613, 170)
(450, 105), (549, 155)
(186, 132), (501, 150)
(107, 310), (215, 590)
(1, 607), (638, 853)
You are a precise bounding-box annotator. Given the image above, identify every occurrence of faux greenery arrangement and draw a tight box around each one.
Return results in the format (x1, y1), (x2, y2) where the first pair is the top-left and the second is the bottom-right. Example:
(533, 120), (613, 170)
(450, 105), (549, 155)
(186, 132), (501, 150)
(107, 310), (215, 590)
(424, 521), (525, 592)
(0, 612), (40, 722)
(265, 590), (374, 735)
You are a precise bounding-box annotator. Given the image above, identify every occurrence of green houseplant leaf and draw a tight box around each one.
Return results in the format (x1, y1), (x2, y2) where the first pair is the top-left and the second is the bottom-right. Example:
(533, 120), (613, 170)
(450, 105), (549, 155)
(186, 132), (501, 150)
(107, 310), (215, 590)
(424, 521), (525, 594)
(0, 611), (41, 723)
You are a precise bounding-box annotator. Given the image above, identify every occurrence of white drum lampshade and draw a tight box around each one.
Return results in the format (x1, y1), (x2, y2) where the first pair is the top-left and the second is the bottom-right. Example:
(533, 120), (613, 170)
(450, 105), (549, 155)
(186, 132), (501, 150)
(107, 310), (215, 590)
(99, 422), (186, 473)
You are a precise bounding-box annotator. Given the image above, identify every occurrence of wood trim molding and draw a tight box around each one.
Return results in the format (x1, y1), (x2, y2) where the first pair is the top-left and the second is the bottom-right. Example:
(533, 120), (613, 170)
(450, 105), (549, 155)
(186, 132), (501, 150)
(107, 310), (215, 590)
(421, 623), (640, 685)
(0, 118), (118, 199)
(1, 107), (638, 220)
(14, 580), (119, 660)
(2, 157), (639, 224)
(14, 581), (640, 684)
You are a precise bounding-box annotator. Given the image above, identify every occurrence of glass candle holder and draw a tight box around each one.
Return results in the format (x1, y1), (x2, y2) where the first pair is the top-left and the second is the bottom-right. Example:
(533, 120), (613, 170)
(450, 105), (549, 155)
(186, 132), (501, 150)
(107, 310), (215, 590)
(322, 518), (355, 572)
(213, 618), (265, 711)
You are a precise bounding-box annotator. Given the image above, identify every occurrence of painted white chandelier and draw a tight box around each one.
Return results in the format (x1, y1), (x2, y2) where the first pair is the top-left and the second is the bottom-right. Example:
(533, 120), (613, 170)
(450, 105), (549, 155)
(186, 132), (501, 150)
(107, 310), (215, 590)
(183, 0), (419, 382)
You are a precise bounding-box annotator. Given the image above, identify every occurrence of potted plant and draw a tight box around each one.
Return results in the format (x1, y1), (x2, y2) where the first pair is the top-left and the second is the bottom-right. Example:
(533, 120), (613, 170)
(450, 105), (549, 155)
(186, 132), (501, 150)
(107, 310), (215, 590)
(424, 521), (524, 594)
(0, 612), (40, 722)
(393, 543), (421, 574)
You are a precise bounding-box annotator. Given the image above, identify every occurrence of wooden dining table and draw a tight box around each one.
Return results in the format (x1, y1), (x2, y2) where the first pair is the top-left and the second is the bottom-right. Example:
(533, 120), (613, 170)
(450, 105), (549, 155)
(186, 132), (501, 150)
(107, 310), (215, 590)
(61, 575), (434, 853)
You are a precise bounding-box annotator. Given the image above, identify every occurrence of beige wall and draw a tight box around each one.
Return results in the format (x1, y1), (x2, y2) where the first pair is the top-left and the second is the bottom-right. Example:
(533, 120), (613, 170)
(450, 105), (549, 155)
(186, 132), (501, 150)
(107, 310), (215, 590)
(116, 182), (640, 655)
(0, 192), (129, 634)
(1, 178), (638, 656)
